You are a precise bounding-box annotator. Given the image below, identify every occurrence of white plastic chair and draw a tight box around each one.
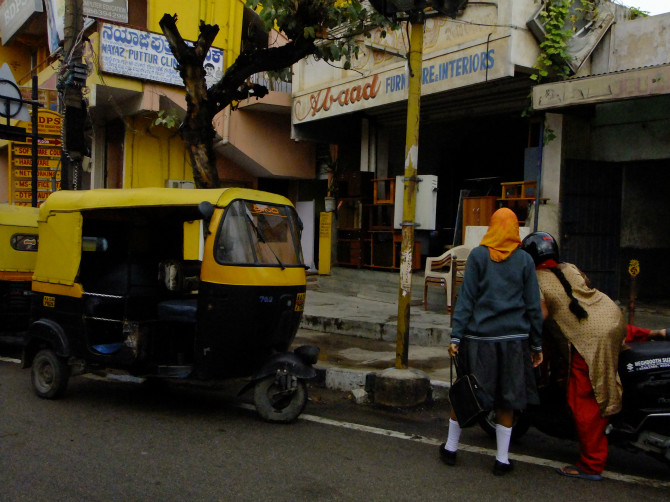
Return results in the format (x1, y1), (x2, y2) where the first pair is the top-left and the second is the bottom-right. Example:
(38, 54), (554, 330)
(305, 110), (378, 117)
(422, 245), (471, 312)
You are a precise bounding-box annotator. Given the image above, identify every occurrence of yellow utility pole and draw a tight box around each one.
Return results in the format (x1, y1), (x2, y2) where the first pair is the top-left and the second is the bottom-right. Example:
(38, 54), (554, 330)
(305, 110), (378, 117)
(396, 16), (424, 369)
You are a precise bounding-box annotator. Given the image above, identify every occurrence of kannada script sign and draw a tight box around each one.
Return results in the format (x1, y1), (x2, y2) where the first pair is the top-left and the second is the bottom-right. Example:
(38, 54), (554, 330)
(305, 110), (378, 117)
(99, 23), (224, 88)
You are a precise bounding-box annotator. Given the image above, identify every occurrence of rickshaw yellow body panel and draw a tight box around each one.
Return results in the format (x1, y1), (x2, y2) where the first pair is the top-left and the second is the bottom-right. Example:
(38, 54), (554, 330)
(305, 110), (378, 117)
(33, 211), (83, 286)
(32, 188), (304, 292)
(0, 205), (39, 274)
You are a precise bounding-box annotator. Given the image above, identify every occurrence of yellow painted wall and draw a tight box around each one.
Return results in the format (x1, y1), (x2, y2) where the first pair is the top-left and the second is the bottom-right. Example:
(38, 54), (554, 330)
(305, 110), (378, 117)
(147, 0), (245, 68)
(123, 116), (194, 188)
(0, 46), (33, 85)
(119, 1), (246, 188)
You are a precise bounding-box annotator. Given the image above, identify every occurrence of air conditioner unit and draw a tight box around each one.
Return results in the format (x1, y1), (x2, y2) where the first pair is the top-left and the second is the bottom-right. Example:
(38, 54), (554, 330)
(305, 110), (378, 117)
(526, 0), (615, 73)
(166, 179), (195, 189)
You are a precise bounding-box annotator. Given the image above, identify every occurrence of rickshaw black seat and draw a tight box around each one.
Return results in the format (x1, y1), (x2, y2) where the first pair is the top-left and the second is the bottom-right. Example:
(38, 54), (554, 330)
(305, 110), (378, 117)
(157, 299), (198, 323)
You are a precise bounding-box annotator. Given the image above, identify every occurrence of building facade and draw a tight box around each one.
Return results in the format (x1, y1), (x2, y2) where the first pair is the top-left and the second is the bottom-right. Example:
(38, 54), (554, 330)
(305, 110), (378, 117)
(290, 0), (670, 302)
(0, 0), (314, 203)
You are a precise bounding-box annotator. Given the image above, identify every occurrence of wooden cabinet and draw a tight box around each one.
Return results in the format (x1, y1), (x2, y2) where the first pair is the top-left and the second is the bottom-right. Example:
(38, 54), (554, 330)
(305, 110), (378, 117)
(337, 229), (363, 266)
(462, 196), (497, 236)
(336, 175), (420, 270)
(366, 231), (421, 269)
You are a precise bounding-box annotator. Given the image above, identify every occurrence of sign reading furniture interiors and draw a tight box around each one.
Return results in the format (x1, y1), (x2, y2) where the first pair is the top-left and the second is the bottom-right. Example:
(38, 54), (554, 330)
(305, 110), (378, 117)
(99, 23), (224, 87)
(293, 36), (511, 124)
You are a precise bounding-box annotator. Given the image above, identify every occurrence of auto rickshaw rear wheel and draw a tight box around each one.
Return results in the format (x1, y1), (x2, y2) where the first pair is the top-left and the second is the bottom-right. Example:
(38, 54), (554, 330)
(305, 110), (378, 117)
(253, 375), (307, 423)
(31, 349), (70, 399)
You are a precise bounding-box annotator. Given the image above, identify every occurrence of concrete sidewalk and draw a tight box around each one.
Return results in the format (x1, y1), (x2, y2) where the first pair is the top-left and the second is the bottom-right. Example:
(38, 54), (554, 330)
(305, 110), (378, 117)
(296, 269), (670, 401)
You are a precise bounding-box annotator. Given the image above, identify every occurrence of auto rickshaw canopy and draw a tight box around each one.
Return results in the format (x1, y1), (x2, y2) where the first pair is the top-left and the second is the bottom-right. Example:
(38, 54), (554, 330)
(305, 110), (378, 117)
(0, 205), (39, 273)
(33, 188), (296, 287)
(36, 187), (292, 218)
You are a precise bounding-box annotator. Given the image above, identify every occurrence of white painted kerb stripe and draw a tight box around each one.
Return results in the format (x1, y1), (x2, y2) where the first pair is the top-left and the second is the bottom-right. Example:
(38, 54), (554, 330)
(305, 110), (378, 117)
(297, 412), (670, 489)
(3, 356), (666, 490)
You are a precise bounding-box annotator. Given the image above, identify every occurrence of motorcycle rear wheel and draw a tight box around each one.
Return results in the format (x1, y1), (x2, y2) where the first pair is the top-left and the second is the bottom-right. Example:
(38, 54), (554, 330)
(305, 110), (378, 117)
(254, 375), (307, 423)
(478, 410), (532, 440)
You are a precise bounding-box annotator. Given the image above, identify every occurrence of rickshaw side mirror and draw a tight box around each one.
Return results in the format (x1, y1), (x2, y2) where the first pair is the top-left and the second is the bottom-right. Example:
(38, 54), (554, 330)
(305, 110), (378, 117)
(198, 201), (215, 224)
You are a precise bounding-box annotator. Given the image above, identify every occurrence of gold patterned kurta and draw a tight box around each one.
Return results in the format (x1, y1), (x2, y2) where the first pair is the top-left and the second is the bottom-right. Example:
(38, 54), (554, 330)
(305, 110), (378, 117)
(537, 263), (626, 416)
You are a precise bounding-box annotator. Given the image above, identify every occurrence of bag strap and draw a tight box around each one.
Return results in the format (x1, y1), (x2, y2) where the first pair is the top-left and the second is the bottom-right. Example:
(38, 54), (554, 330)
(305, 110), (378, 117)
(450, 354), (460, 386)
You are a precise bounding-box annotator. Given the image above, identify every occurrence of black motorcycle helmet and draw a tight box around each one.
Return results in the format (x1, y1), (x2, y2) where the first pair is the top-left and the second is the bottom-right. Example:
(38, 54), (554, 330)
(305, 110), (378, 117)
(521, 231), (559, 267)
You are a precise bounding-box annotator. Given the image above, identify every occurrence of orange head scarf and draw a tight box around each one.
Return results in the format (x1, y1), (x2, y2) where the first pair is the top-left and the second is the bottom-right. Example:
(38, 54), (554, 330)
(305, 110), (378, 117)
(479, 207), (521, 262)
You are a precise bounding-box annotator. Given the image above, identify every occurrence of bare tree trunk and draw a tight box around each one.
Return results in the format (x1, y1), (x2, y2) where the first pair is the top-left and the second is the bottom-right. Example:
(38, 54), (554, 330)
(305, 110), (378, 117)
(159, 14), (317, 188)
(160, 14), (220, 188)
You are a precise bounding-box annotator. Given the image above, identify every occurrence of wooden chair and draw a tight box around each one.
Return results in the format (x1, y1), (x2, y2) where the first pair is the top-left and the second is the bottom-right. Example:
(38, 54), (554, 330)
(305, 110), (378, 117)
(422, 245), (470, 312)
(449, 258), (468, 323)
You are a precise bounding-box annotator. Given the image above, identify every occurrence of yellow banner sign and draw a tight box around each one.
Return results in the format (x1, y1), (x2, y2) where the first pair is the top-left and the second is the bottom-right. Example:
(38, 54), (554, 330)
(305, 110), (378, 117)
(12, 145), (62, 157)
(14, 191), (51, 201)
(13, 168), (62, 180)
(14, 179), (61, 190)
(12, 157), (61, 168)
(16, 109), (62, 136)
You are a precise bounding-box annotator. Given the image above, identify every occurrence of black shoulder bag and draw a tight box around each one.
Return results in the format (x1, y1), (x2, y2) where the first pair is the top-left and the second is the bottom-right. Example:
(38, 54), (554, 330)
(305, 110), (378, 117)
(449, 355), (486, 428)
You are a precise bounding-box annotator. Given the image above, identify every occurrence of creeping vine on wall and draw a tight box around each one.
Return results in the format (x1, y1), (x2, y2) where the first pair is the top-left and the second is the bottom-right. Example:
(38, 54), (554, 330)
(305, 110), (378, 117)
(531, 0), (574, 83)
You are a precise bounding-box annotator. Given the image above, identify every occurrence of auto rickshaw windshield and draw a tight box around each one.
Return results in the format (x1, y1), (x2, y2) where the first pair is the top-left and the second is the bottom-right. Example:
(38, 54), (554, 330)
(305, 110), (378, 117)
(215, 200), (304, 266)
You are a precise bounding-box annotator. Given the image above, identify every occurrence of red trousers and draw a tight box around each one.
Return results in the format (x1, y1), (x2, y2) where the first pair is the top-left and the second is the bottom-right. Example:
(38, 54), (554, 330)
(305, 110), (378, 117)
(568, 351), (609, 474)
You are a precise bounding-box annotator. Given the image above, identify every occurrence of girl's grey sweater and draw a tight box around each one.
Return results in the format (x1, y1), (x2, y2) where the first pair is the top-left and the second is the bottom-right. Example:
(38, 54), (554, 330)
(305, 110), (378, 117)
(450, 245), (543, 352)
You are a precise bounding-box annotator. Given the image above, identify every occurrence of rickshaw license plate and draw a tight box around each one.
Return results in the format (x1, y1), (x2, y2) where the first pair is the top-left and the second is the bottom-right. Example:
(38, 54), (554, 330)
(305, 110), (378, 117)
(295, 292), (305, 312)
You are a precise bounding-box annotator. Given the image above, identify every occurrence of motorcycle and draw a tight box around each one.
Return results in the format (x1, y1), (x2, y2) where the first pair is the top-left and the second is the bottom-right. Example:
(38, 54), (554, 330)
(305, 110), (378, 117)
(478, 338), (670, 466)
(22, 187), (318, 423)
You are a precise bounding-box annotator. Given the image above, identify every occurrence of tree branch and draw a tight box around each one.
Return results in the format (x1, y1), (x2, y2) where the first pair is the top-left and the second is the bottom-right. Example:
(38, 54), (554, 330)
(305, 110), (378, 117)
(208, 38), (316, 109)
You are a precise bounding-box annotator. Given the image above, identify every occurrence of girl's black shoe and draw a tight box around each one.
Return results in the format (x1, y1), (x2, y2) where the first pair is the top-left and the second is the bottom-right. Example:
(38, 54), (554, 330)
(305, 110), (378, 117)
(439, 443), (457, 466)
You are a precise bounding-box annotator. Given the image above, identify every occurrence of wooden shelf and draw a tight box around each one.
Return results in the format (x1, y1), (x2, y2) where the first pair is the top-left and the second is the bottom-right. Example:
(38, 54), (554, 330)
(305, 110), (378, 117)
(335, 176), (419, 271)
(372, 178), (395, 204)
(497, 197), (549, 203)
(500, 181), (537, 200)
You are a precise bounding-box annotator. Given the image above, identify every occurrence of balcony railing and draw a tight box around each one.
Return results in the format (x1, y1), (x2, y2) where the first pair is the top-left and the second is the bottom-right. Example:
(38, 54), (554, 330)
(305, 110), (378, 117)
(248, 72), (292, 94)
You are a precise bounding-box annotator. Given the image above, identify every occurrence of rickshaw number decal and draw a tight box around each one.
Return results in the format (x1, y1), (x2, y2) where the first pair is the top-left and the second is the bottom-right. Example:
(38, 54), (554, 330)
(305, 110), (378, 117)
(43, 296), (55, 308)
(295, 293), (305, 312)
(259, 296), (274, 303)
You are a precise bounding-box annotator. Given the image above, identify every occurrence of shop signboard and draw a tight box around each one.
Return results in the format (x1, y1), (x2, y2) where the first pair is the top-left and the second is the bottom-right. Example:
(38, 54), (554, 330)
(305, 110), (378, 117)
(99, 23), (224, 88)
(84, 0), (128, 23)
(9, 109), (63, 206)
(0, 0), (43, 45)
(293, 36), (512, 124)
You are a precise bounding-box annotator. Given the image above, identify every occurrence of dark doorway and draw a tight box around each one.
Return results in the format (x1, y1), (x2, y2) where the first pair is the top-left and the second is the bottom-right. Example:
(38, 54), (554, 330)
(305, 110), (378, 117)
(561, 160), (622, 298)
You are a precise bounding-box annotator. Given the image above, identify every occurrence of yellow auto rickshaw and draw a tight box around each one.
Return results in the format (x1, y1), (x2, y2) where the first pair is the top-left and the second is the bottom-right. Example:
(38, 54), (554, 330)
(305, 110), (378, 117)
(0, 204), (39, 344)
(23, 188), (317, 422)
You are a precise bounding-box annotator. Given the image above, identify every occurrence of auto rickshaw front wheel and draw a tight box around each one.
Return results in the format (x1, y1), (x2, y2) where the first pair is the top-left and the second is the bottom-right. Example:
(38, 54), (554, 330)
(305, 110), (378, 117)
(253, 374), (307, 423)
(31, 349), (70, 399)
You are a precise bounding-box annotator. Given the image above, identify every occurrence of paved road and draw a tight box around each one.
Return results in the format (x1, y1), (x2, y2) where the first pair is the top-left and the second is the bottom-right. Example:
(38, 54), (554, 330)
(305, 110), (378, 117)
(1, 357), (668, 501)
